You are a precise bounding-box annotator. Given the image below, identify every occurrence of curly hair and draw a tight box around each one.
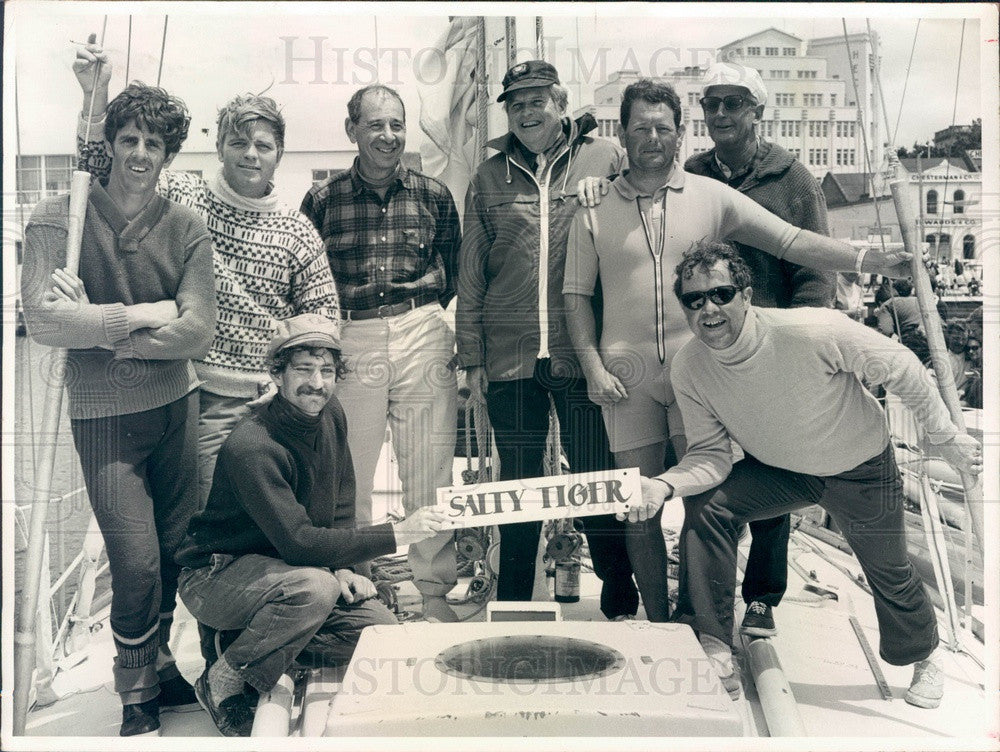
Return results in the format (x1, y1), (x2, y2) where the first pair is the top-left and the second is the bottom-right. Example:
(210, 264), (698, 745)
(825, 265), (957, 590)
(216, 94), (285, 152)
(269, 345), (349, 382)
(620, 78), (682, 130)
(673, 240), (752, 299)
(105, 82), (191, 157)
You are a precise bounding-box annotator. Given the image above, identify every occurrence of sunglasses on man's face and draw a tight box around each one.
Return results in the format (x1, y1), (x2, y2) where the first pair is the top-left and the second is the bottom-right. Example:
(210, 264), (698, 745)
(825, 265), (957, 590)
(679, 285), (741, 311)
(699, 95), (754, 113)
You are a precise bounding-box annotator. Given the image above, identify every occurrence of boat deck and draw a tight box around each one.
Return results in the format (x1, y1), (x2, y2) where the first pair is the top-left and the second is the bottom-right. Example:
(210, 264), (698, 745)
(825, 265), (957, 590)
(23, 495), (988, 742)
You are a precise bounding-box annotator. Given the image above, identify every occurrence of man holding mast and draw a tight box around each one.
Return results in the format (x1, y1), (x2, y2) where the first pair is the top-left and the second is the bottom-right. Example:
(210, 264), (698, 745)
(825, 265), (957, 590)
(22, 82), (216, 736)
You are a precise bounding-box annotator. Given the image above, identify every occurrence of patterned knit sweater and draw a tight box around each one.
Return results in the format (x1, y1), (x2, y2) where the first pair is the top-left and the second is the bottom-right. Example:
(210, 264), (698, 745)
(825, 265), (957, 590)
(80, 119), (341, 398)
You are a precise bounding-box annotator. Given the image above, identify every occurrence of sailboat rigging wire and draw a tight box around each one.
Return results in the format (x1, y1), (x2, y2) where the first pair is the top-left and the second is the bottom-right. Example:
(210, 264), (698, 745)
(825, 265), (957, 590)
(81, 22), (109, 166)
(936, 20), (967, 242)
(125, 16), (132, 84)
(156, 16), (169, 86)
(889, 19), (920, 148)
(840, 20), (887, 252)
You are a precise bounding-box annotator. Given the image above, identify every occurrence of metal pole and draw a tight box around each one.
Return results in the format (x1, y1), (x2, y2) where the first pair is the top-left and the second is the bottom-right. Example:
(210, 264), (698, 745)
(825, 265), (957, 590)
(887, 162), (984, 553)
(13, 22), (105, 733)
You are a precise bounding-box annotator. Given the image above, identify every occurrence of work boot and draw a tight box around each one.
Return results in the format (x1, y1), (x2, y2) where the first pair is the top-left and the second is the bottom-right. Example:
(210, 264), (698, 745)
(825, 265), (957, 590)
(421, 595), (459, 623)
(905, 655), (944, 708)
(158, 673), (200, 711)
(120, 698), (160, 737)
(194, 671), (256, 736)
(740, 601), (777, 637)
(698, 632), (741, 701)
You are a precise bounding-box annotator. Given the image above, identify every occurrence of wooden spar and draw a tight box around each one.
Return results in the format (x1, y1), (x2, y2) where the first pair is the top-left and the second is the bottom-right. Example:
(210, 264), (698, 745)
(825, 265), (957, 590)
(12, 29), (105, 735)
(886, 164), (984, 554)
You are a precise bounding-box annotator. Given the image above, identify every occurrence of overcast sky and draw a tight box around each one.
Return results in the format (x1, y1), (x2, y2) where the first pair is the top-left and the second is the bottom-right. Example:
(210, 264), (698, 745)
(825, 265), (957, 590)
(3, 2), (993, 158)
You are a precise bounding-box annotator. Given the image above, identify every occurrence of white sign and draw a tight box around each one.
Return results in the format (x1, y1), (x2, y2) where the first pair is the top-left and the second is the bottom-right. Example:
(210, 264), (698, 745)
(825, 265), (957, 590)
(435, 468), (640, 529)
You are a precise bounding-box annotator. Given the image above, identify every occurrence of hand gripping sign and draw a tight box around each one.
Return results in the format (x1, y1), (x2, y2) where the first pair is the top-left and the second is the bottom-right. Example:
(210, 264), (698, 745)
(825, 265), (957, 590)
(434, 468), (639, 528)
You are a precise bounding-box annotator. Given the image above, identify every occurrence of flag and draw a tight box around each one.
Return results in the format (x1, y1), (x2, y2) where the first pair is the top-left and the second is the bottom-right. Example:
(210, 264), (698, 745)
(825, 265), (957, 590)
(418, 16), (481, 212)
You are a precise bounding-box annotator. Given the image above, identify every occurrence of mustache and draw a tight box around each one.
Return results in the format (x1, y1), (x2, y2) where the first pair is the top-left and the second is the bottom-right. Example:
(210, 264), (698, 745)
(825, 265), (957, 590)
(296, 386), (328, 397)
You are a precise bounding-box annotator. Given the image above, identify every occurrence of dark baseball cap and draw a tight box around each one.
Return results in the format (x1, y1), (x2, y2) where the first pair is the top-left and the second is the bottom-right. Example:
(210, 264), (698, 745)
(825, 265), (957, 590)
(497, 60), (560, 102)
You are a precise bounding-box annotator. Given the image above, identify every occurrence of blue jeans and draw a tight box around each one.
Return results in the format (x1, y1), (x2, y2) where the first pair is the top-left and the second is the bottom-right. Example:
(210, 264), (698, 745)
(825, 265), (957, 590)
(178, 554), (397, 692)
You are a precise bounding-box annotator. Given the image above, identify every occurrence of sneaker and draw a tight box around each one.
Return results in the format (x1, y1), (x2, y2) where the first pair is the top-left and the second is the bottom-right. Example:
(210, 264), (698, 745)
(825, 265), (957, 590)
(740, 601), (777, 637)
(194, 670), (256, 736)
(120, 698), (161, 737)
(904, 657), (943, 709)
(158, 674), (200, 712)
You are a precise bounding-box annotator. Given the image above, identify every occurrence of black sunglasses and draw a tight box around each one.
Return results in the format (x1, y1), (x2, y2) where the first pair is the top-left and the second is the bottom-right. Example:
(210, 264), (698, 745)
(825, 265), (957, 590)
(679, 285), (741, 311)
(699, 94), (754, 112)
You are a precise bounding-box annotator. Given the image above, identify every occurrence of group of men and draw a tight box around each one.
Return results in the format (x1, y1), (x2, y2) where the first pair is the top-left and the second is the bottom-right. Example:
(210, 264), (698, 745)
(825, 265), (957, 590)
(21, 39), (980, 738)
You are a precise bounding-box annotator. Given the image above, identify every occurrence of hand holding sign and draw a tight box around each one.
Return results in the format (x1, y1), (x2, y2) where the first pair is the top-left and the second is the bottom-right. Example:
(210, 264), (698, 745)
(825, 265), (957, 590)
(619, 476), (674, 524)
(392, 506), (449, 546)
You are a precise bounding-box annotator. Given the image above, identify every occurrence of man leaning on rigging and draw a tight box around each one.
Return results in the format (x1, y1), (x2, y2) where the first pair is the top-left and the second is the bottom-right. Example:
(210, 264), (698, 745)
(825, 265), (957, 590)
(683, 62), (837, 640)
(21, 83), (216, 737)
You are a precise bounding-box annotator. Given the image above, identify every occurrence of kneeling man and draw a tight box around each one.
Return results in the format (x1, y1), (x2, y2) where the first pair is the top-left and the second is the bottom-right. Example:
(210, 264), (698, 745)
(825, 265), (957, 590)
(176, 314), (447, 735)
(629, 242), (981, 706)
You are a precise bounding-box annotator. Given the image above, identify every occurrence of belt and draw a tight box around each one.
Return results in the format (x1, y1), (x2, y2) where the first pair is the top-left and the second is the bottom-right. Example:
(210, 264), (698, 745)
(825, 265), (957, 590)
(341, 292), (439, 321)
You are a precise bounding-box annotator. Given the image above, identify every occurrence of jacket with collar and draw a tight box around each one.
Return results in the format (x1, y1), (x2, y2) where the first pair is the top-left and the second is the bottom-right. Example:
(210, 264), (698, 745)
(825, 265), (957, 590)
(685, 139), (835, 309)
(457, 114), (626, 381)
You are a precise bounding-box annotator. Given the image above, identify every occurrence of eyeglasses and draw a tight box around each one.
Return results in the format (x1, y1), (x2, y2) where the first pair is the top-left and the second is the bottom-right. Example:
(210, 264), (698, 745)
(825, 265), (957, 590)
(679, 285), (741, 311)
(699, 94), (754, 113)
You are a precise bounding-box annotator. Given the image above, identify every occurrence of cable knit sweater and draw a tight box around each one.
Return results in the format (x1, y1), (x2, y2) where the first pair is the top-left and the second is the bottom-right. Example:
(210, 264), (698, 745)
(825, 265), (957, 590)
(80, 119), (341, 398)
(660, 306), (960, 497)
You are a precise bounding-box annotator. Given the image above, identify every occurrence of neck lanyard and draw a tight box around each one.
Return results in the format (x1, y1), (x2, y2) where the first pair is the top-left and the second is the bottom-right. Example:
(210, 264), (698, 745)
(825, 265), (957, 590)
(636, 191), (669, 364)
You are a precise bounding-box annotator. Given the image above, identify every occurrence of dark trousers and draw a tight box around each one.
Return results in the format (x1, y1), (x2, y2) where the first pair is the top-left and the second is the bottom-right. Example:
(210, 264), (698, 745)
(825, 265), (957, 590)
(673, 446), (938, 666)
(742, 515), (789, 607)
(70, 393), (199, 704)
(178, 554), (397, 693)
(486, 359), (639, 619)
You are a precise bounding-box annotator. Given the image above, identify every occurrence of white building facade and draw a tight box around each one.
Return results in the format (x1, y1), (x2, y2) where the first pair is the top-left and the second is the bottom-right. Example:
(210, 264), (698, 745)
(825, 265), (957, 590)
(579, 28), (884, 189)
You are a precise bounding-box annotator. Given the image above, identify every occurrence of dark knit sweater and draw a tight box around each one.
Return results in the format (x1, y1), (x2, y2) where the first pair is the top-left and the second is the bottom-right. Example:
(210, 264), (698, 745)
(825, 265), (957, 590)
(175, 393), (397, 569)
(685, 140), (835, 309)
(22, 182), (216, 418)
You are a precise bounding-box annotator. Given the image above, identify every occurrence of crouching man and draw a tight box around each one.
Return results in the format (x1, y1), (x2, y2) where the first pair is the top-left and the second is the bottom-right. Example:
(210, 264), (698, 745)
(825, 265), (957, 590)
(175, 314), (447, 736)
(627, 242), (981, 706)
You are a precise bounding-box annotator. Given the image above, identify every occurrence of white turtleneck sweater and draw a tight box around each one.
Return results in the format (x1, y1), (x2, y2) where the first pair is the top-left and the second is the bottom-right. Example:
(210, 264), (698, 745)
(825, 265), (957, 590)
(660, 306), (959, 497)
(79, 116), (341, 398)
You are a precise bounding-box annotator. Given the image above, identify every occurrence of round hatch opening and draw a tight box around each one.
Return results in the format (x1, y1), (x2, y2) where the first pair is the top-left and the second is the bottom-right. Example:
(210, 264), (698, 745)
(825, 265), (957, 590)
(435, 634), (625, 684)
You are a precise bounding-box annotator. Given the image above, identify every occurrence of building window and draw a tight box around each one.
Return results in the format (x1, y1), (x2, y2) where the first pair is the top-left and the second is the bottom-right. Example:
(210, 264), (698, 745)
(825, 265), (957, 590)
(16, 154), (74, 205)
(312, 169), (340, 187)
(789, 148), (800, 158)
(803, 93), (823, 107)
(963, 234), (975, 259)
(830, 93), (837, 106)
(783, 47), (797, 56)
(774, 93), (795, 107)
(747, 46), (760, 56)
(688, 92), (697, 106)
(849, 149), (856, 166)
(926, 189), (938, 215)
(765, 46), (779, 56)
(953, 189), (965, 214)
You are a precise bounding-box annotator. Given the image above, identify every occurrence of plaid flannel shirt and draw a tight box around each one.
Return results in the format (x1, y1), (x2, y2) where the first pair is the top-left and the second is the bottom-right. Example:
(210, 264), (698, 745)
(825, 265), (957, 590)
(300, 159), (460, 312)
